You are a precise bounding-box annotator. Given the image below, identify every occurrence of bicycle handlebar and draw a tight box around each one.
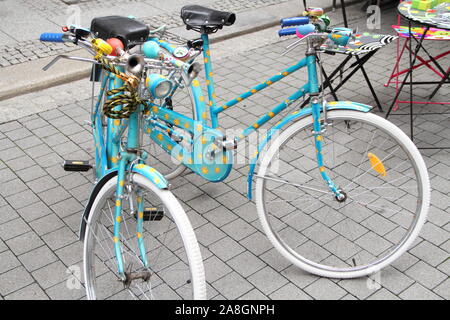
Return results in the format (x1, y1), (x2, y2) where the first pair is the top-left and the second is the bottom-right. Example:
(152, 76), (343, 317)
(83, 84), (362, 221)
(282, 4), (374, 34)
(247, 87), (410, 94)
(278, 24), (316, 37)
(40, 32), (66, 43)
(280, 16), (309, 28)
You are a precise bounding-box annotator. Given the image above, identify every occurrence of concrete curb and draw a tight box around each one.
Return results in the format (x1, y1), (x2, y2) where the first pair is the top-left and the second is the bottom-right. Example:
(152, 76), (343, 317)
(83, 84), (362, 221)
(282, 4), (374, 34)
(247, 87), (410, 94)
(0, 0), (362, 101)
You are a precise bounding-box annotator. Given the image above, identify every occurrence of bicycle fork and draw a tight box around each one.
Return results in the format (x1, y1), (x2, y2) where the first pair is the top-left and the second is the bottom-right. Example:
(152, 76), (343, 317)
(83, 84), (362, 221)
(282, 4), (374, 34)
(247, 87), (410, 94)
(310, 97), (346, 202)
(113, 153), (151, 283)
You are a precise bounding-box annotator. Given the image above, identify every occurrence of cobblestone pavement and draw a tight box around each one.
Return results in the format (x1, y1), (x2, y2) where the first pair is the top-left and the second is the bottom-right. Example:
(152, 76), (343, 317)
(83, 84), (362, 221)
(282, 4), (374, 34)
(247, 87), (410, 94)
(0, 0), (289, 68)
(0, 7), (449, 299)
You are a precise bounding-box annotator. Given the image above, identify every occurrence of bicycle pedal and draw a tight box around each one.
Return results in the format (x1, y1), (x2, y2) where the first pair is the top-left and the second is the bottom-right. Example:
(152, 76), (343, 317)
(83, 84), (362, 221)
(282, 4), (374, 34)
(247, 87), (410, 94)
(63, 160), (92, 172)
(134, 208), (164, 221)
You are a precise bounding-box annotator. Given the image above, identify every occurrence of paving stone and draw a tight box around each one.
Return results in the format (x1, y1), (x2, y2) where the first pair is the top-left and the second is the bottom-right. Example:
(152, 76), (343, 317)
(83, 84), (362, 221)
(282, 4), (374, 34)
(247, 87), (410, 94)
(187, 194), (221, 214)
(0, 121), (22, 132)
(304, 278), (347, 300)
(202, 205), (238, 228)
(29, 214), (65, 236)
(0, 167), (16, 182)
(238, 288), (269, 300)
(5, 189), (40, 210)
(4, 155), (36, 171)
(216, 189), (249, 210)
(18, 245), (58, 272)
(437, 258), (450, 275)
(227, 251), (266, 278)
(0, 179), (28, 197)
(67, 183), (92, 202)
(399, 283), (443, 300)
(41, 226), (78, 251)
(0, 250), (21, 274)
(377, 266), (415, 295)
(427, 206), (450, 227)
(50, 197), (83, 218)
(209, 236), (245, 262)
(212, 271), (253, 300)
(419, 222), (450, 246)
(0, 238), (7, 253)
(409, 240), (448, 267)
(338, 277), (382, 300)
(0, 267), (35, 296)
(18, 201), (53, 222)
(405, 261), (447, 290)
(221, 218), (257, 242)
(195, 222), (226, 247)
(54, 241), (83, 267)
(4, 127), (32, 140)
(0, 147), (25, 162)
(367, 288), (400, 300)
(0, 204), (20, 223)
(15, 165), (47, 183)
(38, 186), (71, 206)
(4, 283), (49, 300)
(15, 135), (42, 150)
(5, 231), (44, 256)
(0, 217), (31, 241)
(433, 278), (450, 300)
(172, 183), (204, 202)
(239, 231), (273, 256)
(56, 173), (89, 190)
(390, 252), (419, 272)
(269, 283), (311, 300)
(28, 175), (60, 194)
(247, 266), (289, 295)
(203, 255), (233, 283)
(32, 260), (68, 290)
(260, 248), (291, 272)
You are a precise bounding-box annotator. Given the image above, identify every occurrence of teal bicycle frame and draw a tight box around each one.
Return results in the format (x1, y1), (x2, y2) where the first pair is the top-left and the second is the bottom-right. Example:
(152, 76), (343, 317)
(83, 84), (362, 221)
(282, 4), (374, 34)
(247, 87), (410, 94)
(85, 68), (169, 277)
(146, 34), (372, 199)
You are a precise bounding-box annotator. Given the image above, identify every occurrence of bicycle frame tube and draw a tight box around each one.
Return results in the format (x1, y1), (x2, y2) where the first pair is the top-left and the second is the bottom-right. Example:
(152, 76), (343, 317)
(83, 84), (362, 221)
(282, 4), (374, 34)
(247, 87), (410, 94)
(113, 107), (144, 275)
(92, 74), (109, 179)
(198, 37), (343, 195)
(201, 33), (312, 130)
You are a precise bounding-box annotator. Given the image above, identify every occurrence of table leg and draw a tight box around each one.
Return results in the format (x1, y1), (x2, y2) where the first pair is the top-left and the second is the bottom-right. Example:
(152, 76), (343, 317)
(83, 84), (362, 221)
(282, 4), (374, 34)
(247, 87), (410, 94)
(385, 25), (430, 120)
(429, 67), (450, 100)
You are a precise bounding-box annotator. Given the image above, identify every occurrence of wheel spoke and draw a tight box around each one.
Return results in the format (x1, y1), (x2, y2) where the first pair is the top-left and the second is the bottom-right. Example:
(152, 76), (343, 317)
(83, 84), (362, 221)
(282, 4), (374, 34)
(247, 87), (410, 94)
(256, 112), (427, 277)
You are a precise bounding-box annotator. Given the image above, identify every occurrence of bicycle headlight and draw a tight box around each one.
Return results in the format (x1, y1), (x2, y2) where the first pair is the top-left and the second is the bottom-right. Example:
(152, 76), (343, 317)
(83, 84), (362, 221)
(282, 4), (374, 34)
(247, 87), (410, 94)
(146, 74), (173, 99)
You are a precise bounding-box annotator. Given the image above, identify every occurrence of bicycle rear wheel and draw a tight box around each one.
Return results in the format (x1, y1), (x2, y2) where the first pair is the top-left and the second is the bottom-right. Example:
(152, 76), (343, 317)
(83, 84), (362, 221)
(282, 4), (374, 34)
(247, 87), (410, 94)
(83, 173), (206, 299)
(255, 110), (430, 278)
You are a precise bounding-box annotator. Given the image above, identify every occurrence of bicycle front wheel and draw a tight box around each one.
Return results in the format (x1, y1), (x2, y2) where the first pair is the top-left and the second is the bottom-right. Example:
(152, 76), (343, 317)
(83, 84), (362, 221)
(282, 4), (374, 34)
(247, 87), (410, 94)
(83, 173), (206, 299)
(255, 110), (430, 278)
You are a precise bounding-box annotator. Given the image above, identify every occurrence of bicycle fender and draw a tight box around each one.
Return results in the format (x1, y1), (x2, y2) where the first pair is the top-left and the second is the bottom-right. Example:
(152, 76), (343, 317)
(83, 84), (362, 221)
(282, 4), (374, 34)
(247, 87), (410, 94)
(246, 101), (372, 200)
(79, 164), (168, 241)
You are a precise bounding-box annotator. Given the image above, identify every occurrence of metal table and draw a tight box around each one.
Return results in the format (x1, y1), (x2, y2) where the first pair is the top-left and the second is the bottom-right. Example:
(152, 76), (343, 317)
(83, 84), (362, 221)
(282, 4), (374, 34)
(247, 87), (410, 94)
(385, 1), (450, 149)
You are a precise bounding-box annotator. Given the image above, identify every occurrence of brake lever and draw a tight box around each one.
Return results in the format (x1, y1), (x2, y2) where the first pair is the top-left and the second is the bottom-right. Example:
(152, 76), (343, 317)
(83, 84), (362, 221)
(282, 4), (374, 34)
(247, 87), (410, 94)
(282, 33), (328, 56)
(149, 25), (167, 36)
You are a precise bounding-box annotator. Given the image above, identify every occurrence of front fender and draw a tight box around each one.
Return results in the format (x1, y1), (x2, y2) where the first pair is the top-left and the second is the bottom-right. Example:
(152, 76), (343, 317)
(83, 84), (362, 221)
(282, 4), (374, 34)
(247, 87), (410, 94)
(246, 101), (372, 200)
(79, 164), (168, 241)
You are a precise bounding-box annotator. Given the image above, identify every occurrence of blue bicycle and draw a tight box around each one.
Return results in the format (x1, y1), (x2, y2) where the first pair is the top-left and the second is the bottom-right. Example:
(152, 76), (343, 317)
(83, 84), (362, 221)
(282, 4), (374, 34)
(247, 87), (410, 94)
(141, 6), (430, 278)
(41, 20), (206, 299)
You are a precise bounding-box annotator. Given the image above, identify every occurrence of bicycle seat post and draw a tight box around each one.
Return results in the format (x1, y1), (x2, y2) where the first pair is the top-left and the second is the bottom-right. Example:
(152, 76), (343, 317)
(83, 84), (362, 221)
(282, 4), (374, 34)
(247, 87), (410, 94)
(200, 31), (218, 127)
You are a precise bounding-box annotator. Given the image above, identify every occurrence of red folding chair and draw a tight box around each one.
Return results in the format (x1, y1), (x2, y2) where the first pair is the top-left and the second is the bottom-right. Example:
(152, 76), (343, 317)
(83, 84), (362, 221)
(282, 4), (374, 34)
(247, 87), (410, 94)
(385, 0), (450, 110)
